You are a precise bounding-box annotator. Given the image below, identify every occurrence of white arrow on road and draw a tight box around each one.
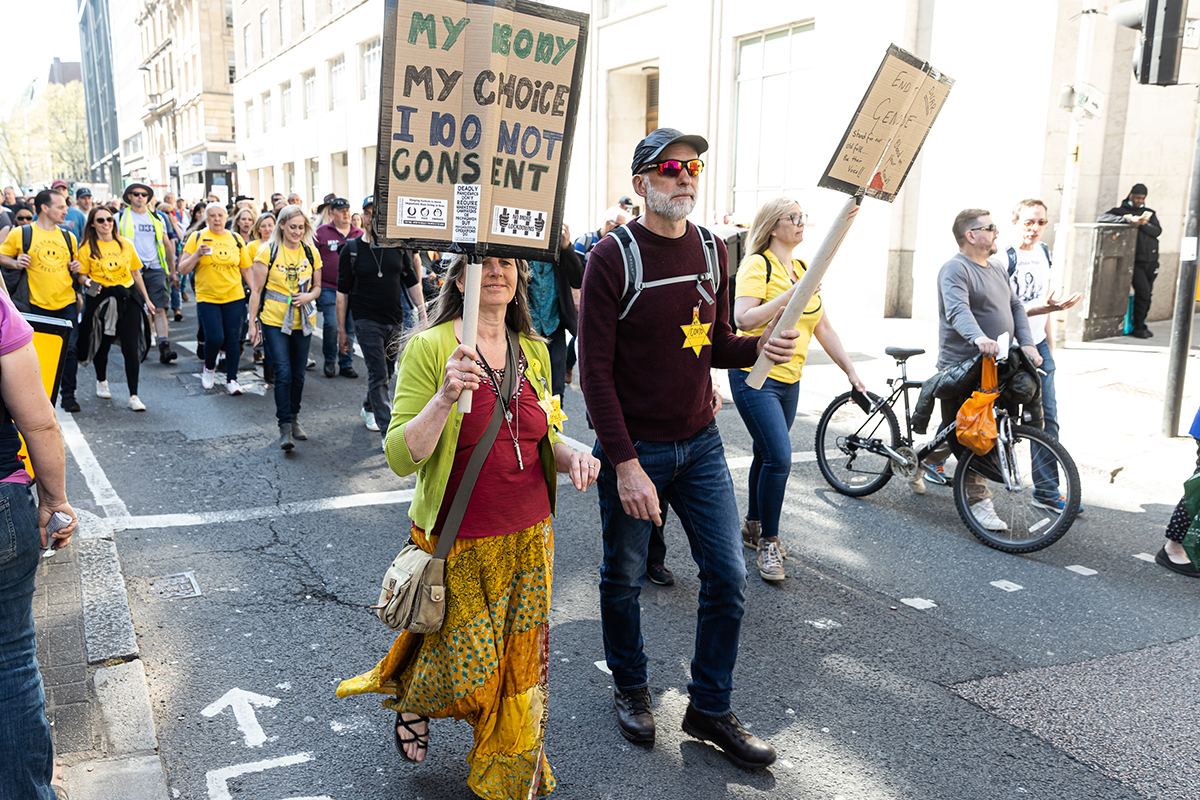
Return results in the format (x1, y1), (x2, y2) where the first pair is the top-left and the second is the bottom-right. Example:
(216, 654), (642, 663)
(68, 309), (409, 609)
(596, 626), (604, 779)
(201, 688), (281, 747)
(206, 752), (332, 800)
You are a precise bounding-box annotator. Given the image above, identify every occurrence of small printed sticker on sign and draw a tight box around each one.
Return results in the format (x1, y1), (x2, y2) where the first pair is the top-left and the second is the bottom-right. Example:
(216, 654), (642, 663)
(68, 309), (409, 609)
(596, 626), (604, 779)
(454, 184), (480, 244)
(492, 206), (548, 240)
(398, 197), (448, 229)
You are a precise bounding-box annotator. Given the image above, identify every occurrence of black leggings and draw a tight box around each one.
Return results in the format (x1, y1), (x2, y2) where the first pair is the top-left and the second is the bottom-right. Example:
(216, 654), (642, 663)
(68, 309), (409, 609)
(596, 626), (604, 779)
(81, 289), (142, 395)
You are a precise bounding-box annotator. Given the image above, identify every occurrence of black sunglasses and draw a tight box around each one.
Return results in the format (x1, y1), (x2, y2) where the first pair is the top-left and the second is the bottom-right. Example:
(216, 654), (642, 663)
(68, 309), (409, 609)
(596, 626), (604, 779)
(15, 214), (33, 222)
(970, 223), (998, 233)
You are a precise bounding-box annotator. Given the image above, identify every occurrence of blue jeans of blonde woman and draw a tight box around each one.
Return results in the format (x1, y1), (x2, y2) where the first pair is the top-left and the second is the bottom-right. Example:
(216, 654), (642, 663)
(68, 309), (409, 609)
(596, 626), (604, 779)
(727, 369), (799, 539)
(261, 324), (312, 425)
(0, 482), (57, 799)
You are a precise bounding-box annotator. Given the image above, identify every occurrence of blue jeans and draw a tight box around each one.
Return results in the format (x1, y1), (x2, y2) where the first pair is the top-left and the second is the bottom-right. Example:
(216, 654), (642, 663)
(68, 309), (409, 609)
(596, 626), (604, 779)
(1032, 338), (1061, 501)
(30, 303), (78, 400)
(318, 287), (353, 370)
(595, 421), (746, 716)
(0, 483), (56, 800)
(261, 324), (312, 425)
(196, 299), (245, 382)
(728, 369), (799, 539)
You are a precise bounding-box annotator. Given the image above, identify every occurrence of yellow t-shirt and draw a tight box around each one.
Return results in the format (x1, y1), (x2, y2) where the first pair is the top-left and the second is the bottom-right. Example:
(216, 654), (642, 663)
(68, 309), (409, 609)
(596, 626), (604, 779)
(247, 239), (270, 265)
(257, 245), (316, 331)
(0, 225), (78, 311)
(78, 237), (142, 288)
(184, 229), (251, 304)
(735, 251), (823, 385)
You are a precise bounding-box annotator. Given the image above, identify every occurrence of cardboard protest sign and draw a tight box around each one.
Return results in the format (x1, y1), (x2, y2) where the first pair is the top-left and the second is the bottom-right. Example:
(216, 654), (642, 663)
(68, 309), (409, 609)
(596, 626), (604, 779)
(819, 44), (953, 203)
(374, 0), (588, 261)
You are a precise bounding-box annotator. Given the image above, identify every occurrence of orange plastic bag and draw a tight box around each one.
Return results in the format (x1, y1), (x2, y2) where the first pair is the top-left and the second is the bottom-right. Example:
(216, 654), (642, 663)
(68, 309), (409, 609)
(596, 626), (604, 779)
(956, 357), (998, 455)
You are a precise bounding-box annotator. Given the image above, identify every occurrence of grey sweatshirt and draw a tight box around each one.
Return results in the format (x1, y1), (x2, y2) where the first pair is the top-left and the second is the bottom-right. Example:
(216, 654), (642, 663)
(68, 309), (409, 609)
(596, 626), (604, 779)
(936, 252), (1032, 370)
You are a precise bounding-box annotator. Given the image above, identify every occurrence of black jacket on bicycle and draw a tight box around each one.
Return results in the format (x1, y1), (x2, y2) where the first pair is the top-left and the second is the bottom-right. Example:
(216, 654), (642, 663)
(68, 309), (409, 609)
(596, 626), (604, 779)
(911, 346), (1042, 434)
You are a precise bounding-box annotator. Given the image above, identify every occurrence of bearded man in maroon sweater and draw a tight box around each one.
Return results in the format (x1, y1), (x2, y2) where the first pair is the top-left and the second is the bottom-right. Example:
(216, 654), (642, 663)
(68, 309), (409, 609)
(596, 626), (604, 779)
(578, 128), (798, 770)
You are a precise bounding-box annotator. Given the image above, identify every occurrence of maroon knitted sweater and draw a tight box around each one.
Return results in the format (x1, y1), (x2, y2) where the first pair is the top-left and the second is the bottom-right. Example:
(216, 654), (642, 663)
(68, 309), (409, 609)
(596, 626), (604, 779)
(578, 219), (758, 466)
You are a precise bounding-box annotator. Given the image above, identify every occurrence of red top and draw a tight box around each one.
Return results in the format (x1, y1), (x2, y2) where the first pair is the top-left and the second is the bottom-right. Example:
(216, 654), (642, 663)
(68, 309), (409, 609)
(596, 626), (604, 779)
(578, 219), (758, 466)
(419, 373), (551, 539)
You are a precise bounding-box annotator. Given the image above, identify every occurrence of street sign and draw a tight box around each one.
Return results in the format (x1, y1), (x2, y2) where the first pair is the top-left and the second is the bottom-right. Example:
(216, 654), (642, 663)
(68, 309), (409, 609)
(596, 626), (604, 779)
(373, 0), (589, 261)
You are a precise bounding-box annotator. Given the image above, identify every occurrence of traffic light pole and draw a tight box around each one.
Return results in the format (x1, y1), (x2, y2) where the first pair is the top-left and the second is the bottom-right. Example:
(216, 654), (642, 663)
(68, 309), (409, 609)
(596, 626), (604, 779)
(1161, 85), (1200, 437)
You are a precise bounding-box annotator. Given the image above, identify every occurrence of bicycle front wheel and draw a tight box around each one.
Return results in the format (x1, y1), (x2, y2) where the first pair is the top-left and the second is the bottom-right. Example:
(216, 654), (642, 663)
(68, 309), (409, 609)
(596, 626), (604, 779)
(953, 423), (1080, 553)
(815, 391), (901, 497)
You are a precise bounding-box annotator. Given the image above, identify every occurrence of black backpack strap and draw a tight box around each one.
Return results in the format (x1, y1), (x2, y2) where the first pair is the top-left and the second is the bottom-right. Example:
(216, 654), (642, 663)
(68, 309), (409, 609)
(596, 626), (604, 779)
(610, 224), (644, 321)
(1006, 247), (1017, 277)
(21, 224), (31, 254)
(347, 237), (359, 270)
(1040, 242), (1051, 268)
(301, 243), (315, 268)
(62, 229), (74, 260)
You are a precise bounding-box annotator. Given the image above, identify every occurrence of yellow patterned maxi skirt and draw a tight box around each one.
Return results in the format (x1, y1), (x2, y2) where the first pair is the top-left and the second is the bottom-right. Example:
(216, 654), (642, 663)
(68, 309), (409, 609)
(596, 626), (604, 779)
(337, 517), (555, 799)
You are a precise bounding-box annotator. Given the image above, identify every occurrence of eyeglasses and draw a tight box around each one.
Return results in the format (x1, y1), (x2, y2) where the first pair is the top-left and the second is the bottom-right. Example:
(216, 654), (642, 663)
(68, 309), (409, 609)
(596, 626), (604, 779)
(1021, 219), (1048, 228)
(642, 159), (704, 178)
(94, 217), (114, 225)
(970, 224), (998, 233)
(779, 213), (808, 227)
(15, 215), (32, 222)
(129, 191), (148, 198)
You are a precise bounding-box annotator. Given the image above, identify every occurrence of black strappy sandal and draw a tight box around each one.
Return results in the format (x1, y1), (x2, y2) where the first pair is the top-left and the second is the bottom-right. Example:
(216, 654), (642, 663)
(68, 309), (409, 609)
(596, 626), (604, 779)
(394, 711), (430, 763)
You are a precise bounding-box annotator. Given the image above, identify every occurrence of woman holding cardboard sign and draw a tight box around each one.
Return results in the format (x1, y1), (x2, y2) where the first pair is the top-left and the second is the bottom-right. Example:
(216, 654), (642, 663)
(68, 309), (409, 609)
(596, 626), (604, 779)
(336, 254), (599, 799)
(729, 198), (865, 583)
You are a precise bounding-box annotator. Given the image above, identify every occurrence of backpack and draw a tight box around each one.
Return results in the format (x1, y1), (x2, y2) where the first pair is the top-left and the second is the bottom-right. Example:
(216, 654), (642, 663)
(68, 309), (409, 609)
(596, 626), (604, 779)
(1005, 243), (1051, 277)
(2, 224), (77, 313)
(607, 222), (720, 320)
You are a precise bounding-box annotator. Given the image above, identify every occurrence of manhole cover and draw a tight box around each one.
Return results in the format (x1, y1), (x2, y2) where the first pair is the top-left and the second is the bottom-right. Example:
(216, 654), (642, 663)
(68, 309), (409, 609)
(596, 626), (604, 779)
(148, 572), (202, 600)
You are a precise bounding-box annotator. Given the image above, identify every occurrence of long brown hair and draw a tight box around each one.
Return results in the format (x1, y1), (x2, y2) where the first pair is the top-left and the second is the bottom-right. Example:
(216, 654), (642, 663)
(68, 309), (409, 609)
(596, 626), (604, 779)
(80, 205), (124, 258)
(416, 254), (542, 342)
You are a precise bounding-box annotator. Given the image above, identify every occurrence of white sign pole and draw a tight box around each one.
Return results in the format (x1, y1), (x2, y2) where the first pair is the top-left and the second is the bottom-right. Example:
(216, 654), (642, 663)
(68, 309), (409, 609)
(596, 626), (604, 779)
(745, 193), (863, 390)
(457, 260), (483, 413)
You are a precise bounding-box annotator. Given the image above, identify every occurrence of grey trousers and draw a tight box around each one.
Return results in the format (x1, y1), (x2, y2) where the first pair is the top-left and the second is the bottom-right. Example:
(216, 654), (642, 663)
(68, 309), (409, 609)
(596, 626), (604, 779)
(355, 318), (402, 435)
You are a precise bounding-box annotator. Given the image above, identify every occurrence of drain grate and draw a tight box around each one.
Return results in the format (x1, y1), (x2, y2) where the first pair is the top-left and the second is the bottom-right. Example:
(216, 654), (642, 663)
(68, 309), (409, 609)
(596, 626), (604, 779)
(148, 572), (202, 600)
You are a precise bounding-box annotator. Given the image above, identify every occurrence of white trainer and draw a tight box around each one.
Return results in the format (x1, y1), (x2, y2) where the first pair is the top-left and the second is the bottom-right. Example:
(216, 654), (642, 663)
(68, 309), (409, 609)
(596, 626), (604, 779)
(362, 407), (379, 431)
(128, 395), (146, 412)
(201, 367), (216, 389)
(95, 380), (111, 399)
(226, 379), (243, 396)
(971, 498), (1008, 531)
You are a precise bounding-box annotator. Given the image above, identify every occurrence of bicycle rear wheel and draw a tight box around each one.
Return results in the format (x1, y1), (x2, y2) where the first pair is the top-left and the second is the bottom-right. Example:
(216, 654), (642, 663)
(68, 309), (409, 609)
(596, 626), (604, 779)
(815, 391), (901, 497)
(953, 423), (1080, 553)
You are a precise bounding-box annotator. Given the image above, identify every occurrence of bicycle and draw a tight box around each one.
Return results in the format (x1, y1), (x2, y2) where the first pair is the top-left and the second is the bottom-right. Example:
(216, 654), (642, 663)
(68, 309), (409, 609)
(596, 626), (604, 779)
(813, 346), (1081, 553)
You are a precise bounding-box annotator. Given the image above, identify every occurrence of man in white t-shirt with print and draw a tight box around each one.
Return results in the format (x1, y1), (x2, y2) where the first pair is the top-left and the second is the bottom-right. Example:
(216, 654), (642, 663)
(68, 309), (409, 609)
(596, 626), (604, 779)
(119, 182), (178, 363)
(1003, 198), (1082, 514)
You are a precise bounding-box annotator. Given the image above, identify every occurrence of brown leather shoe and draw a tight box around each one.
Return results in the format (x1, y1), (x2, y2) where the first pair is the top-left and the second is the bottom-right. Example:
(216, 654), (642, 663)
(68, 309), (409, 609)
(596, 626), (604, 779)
(682, 703), (776, 769)
(614, 687), (655, 744)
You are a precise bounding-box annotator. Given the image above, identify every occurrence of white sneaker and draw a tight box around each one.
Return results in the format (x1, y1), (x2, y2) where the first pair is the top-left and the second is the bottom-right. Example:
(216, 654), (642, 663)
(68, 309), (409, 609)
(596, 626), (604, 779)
(971, 498), (1008, 531)
(226, 379), (243, 396)
(381, 437), (387, 453)
(128, 395), (146, 412)
(361, 407), (379, 432)
(95, 380), (111, 399)
(201, 367), (216, 389)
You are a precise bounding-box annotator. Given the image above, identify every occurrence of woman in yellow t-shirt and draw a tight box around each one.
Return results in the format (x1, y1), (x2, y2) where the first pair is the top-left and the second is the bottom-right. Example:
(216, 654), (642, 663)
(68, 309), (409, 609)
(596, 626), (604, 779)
(730, 197), (866, 582)
(178, 203), (252, 395)
(247, 213), (276, 369)
(77, 206), (155, 412)
(247, 205), (321, 451)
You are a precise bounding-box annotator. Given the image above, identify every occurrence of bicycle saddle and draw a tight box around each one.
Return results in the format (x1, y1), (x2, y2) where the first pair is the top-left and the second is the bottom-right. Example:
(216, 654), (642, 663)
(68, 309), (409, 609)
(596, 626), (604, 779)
(885, 347), (925, 361)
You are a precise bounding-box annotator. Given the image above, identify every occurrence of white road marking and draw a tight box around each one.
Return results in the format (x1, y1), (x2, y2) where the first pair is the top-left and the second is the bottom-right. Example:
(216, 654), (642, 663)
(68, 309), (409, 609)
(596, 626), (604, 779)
(201, 688), (281, 748)
(728, 451), (817, 470)
(990, 580), (1023, 592)
(1133, 552), (1157, 562)
(900, 598), (937, 610)
(1066, 565), (1098, 576)
(57, 411), (129, 518)
(594, 660), (612, 676)
(112, 489), (415, 531)
(205, 753), (330, 800)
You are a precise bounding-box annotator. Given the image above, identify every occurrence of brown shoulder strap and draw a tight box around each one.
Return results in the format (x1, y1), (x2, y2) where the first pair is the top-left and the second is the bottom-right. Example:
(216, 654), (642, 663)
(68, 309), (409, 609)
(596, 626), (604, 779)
(431, 328), (519, 560)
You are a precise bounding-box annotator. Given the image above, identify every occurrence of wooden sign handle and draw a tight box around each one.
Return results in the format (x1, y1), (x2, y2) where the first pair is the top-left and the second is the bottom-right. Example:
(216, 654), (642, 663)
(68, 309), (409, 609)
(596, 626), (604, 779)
(457, 261), (483, 413)
(745, 193), (863, 390)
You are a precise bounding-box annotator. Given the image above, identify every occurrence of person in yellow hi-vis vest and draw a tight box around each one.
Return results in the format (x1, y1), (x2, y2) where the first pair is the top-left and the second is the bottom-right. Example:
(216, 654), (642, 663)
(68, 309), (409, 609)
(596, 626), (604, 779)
(117, 182), (178, 364)
(0, 189), (82, 412)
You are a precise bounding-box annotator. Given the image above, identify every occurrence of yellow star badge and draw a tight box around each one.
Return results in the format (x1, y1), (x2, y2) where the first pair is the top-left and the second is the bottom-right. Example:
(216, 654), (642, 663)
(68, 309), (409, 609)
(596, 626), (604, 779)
(539, 394), (568, 432)
(680, 306), (712, 357)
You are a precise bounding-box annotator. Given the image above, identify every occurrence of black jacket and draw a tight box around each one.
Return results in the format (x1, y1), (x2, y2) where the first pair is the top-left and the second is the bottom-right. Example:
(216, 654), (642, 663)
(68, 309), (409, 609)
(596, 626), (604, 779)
(1098, 200), (1161, 264)
(533, 247), (584, 335)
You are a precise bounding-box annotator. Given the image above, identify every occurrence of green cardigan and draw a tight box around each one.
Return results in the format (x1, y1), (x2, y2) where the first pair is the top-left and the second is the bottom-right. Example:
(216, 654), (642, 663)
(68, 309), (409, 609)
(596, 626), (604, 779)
(383, 320), (562, 533)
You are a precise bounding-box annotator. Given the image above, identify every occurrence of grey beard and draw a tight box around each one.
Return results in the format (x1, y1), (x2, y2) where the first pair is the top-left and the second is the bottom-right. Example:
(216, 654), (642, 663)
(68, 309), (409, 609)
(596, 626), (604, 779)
(644, 184), (696, 221)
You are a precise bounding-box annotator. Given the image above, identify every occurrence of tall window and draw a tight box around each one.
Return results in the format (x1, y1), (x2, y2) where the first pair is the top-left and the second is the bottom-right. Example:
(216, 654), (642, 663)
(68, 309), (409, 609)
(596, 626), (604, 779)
(259, 10), (269, 57)
(243, 24), (252, 69)
(227, 50), (236, 85)
(302, 70), (316, 118)
(279, 0), (290, 46)
(261, 91), (272, 131)
(302, 0), (315, 31)
(281, 81), (292, 126)
(732, 22), (816, 217)
(329, 54), (346, 110)
(361, 38), (381, 99)
(245, 100), (256, 136)
(225, 0), (233, 28)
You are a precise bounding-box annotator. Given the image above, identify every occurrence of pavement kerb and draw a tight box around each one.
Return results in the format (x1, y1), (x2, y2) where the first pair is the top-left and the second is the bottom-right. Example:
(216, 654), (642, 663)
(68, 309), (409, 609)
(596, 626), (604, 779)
(63, 510), (169, 800)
